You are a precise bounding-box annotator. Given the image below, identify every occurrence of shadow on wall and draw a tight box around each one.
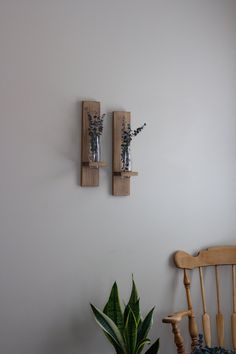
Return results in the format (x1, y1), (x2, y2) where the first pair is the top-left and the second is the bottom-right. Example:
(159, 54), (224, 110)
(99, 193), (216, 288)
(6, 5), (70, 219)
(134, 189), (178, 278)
(76, 100), (82, 186)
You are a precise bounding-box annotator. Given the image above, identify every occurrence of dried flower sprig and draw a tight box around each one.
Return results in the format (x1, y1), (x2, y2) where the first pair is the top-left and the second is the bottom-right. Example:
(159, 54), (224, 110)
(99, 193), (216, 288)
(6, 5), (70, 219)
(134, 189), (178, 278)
(88, 112), (105, 161)
(88, 112), (105, 137)
(121, 120), (146, 171)
(121, 121), (146, 148)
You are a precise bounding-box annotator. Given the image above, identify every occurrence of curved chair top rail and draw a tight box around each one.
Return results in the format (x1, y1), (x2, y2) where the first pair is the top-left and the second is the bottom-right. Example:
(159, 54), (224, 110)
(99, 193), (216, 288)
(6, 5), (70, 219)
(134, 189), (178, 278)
(174, 246), (236, 269)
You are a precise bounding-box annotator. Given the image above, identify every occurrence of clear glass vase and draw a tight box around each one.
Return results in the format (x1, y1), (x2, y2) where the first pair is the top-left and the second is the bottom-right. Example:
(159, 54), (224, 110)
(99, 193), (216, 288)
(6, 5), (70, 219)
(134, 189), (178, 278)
(122, 146), (132, 171)
(90, 135), (101, 162)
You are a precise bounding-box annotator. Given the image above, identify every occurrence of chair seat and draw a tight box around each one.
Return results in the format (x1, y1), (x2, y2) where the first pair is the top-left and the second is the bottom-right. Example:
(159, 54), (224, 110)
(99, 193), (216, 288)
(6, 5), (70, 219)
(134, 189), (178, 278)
(192, 335), (235, 354)
(192, 347), (235, 354)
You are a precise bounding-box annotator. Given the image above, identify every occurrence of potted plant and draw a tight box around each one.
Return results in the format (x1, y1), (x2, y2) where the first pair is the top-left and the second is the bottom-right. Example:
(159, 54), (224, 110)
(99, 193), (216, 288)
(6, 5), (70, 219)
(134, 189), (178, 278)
(90, 277), (160, 354)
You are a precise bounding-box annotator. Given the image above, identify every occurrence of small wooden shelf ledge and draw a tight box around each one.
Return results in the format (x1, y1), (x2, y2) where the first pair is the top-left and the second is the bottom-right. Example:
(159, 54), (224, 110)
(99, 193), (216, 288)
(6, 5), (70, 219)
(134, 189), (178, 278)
(83, 161), (107, 169)
(113, 171), (138, 178)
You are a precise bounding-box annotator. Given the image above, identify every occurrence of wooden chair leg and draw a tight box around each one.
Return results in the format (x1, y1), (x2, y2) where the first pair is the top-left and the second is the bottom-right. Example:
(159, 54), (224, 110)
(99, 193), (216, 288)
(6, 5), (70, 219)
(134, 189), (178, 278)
(189, 315), (198, 350)
(172, 323), (187, 354)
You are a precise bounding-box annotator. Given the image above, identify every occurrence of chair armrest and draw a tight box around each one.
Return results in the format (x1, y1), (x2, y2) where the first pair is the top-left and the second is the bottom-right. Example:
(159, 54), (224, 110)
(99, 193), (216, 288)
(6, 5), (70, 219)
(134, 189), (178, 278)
(162, 309), (192, 324)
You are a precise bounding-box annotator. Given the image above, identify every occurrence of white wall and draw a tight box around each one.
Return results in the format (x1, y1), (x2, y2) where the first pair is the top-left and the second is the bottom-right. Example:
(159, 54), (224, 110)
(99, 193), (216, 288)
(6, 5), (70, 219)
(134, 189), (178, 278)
(0, 1), (236, 353)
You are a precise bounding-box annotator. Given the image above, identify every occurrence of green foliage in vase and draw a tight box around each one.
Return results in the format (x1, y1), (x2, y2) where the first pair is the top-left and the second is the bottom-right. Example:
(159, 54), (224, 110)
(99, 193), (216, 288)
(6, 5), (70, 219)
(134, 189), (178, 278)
(90, 277), (160, 354)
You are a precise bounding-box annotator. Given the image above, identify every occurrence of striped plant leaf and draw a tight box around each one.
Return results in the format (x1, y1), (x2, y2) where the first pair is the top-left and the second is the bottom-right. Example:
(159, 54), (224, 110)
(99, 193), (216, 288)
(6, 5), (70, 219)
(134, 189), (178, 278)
(137, 308), (155, 344)
(90, 304), (126, 353)
(104, 332), (124, 354)
(125, 308), (138, 354)
(103, 282), (124, 332)
(136, 338), (151, 354)
(128, 277), (139, 308)
(124, 277), (140, 324)
(145, 338), (160, 354)
(132, 299), (141, 325)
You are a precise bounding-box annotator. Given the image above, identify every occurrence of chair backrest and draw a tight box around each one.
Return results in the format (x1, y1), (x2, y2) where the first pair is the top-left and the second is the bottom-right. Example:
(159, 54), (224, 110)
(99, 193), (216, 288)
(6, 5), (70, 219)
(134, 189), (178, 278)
(174, 246), (236, 350)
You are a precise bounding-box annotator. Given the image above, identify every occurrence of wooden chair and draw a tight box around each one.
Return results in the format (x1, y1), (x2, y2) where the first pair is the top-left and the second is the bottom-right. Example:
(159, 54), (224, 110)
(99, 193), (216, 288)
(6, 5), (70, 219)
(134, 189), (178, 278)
(163, 246), (236, 354)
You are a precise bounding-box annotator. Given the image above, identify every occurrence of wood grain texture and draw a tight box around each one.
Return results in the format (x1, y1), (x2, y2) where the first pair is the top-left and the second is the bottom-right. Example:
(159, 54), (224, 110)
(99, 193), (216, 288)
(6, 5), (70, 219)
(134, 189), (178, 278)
(175, 246), (236, 269)
(113, 171), (138, 177)
(202, 313), (211, 348)
(232, 265), (236, 350)
(189, 316), (199, 350)
(232, 314), (236, 351)
(215, 266), (224, 347)
(199, 267), (211, 347)
(171, 323), (187, 354)
(183, 269), (198, 350)
(83, 161), (107, 168)
(216, 313), (224, 347)
(163, 310), (192, 323)
(81, 101), (100, 187)
(199, 267), (207, 313)
(112, 111), (131, 196)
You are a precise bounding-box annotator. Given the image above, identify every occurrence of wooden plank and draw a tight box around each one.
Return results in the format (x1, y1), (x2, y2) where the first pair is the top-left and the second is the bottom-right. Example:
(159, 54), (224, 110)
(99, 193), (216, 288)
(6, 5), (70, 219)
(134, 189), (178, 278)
(174, 247), (236, 269)
(82, 161), (107, 168)
(81, 101), (100, 186)
(215, 266), (224, 347)
(199, 267), (211, 347)
(112, 111), (131, 196)
(113, 171), (138, 177)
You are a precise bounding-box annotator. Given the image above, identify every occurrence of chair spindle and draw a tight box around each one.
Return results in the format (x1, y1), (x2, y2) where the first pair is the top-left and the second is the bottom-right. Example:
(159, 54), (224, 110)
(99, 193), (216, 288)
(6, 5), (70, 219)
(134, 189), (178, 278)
(232, 265), (236, 351)
(199, 267), (211, 347)
(183, 269), (198, 350)
(215, 266), (224, 347)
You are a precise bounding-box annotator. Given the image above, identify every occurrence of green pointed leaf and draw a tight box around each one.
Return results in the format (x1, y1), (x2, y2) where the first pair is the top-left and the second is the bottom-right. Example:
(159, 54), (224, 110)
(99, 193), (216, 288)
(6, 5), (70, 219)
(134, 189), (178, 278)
(124, 303), (130, 325)
(129, 276), (139, 308)
(124, 300), (141, 327)
(124, 277), (140, 324)
(103, 282), (124, 332)
(125, 308), (138, 354)
(104, 332), (124, 354)
(137, 307), (155, 344)
(132, 299), (141, 325)
(136, 338), (151, 354)
(145, 338), (160, 354)
(90, 304), (126, 352)
(137, 318), (143, 332)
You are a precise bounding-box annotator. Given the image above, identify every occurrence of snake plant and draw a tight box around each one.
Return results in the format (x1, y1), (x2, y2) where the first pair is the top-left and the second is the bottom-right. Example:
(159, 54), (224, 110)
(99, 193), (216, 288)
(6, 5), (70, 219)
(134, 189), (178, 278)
(90, 278), (160, 354)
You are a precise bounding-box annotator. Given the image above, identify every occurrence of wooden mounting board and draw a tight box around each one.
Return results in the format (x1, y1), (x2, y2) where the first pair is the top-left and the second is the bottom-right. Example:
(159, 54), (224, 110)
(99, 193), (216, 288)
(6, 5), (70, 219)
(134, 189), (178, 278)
(112, 111), (135, 196)
(82, 161), (107, 168)
(81, 101), (100, 186)
(114, 171), (138, 177)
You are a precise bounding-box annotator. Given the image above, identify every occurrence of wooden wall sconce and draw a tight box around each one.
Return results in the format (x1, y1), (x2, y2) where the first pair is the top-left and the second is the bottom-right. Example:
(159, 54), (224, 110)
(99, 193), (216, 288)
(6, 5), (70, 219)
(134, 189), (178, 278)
(112, 111), (138, 196)
(81, 101), (107, 187)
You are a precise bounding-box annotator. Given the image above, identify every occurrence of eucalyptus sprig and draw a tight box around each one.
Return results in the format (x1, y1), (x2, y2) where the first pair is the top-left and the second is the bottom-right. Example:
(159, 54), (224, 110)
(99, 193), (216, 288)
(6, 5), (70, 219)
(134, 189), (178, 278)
(90, 277), (160, 354)
(121, 121), (146, 171)
(88, 112), (105, 160)
(121, 121), (146, 149)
